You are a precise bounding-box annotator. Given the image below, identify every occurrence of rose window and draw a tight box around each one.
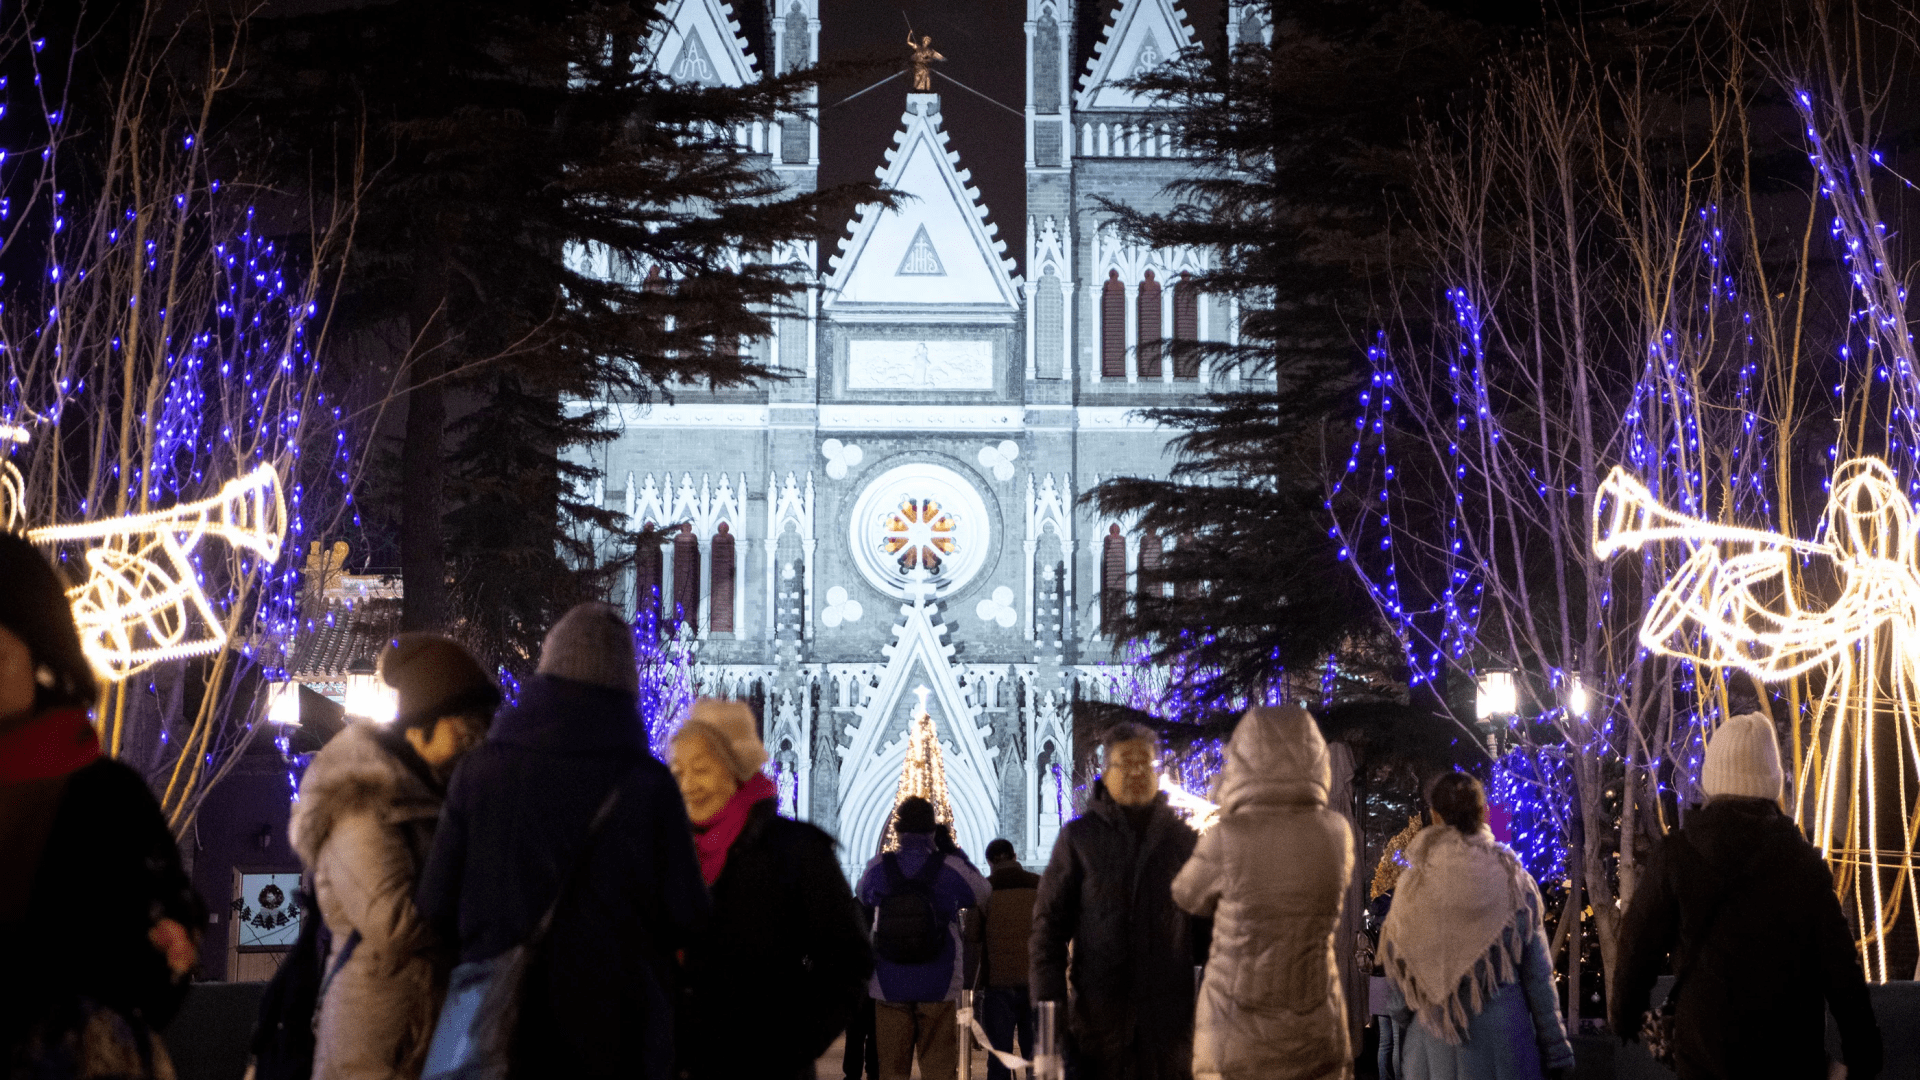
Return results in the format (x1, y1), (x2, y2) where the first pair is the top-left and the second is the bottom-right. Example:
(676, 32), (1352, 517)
(848, 462), (991, 599)
(880, 498), (959, 574)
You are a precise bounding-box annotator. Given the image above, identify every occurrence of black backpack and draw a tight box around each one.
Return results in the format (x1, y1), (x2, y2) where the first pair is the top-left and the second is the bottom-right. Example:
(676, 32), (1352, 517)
(872, 852), (947, 965)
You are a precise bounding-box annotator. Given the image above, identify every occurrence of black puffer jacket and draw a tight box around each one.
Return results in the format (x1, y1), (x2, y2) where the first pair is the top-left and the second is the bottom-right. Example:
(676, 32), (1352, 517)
(416, 676), (709, 1080)
(679, 797), (871, 1080)
(1612, 797), (1882, 1080)
(1031, 784), (1201, 1080)
(3, 755), (205, 1065)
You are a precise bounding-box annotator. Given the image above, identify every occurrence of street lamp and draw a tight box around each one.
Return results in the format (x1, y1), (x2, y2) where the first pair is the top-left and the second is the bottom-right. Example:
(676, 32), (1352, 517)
(266, 681), (302, 727)
(342, 656), (396, 723)
(1566, 675), (1590, 718)
(1476, 670), (1517, 756)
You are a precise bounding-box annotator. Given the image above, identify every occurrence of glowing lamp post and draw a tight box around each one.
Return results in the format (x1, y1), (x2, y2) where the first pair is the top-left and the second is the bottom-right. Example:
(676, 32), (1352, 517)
(342, 657), (396, 724)
(1476, 669), (1518, 754)
(266, 681), (303, 727)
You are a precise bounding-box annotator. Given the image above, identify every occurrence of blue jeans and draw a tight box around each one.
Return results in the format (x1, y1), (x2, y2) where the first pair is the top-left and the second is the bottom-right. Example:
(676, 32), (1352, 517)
(1376, 1013), (1400, 1080)
(980, 985), (1033, 1080)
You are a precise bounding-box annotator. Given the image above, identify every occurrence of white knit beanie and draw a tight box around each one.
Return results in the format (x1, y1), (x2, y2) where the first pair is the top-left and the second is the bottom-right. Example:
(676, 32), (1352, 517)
(1700, 712), (1784, 802)
(536, 603), (638, 695)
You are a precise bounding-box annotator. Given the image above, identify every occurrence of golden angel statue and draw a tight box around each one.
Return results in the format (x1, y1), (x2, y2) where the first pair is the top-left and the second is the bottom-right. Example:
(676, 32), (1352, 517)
(906, 31), (944, 92)
(1593, 457), (1920, 981)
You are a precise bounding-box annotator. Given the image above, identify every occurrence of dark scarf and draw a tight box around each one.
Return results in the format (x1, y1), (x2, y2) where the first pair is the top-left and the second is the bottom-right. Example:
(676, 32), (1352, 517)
(692, 772), (777, 885)
(0, 709), (101, 783)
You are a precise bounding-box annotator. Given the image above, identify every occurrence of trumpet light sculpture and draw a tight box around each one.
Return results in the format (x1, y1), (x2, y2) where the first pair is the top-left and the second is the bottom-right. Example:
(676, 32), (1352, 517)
(26, 464), (288, 680)
(1594, 457), (1920, 981)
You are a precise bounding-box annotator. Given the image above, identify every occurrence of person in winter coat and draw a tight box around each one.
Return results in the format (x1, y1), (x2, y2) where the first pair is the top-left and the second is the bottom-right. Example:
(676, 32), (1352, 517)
(290, 633), (499, 1080)
(671, 698), (871, 1080)
(1380, 773), (1573, 1080)
(856, 796), (992, 1080)
(1171, 706), (1354, 1080)
(1032, 722), (1202, 1080)
(1611, 713), (1882, 1080)
(980, 838), (1040, 1080)
(416, 603), (708, 1080)
(0, 533), (205, 1079)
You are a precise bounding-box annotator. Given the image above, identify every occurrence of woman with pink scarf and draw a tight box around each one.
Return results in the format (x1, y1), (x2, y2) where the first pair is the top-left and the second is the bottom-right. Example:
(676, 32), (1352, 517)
(671, 699), (872, 1080)
(1380, 772), (1574, 1080)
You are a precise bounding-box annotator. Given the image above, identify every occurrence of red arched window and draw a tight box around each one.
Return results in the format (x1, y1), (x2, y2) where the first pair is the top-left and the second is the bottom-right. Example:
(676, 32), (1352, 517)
(635, 523), (663, 629)
(1137, 270), (1162, 379)
(1173, 272), (1200, 379)
(1139, 530), (1163, 596)
(709, 522), (736, 634)
(1101, 524), (1127, 634)
(1101, 271), (1126, 379)
(672, 524), (700, 627)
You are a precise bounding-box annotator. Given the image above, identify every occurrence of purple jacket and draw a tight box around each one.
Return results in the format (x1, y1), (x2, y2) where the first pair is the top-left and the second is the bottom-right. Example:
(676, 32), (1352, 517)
(857, 833), (991, 1003)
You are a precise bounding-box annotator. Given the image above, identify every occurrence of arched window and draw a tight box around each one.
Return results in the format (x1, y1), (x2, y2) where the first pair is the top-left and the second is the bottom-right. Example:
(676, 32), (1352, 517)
(1139, 530), (1164, 596)
(710, 522), (736, 634)
(1101, 271), (1126, 378)
(1173, 272), (1200, 379)
(672, 523), (700, 627)
(1137, 270), (1162, 379)
(635, 523), (663, 630)
(1101, 523), (1127, 634)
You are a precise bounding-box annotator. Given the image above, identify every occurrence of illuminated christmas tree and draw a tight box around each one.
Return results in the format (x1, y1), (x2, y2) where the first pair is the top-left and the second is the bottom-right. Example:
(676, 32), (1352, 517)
(883, 685), (955, 851)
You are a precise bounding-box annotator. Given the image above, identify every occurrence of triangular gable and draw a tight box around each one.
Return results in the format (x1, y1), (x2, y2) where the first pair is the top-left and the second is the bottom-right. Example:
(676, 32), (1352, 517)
(825, 94), (1021, 311)
(834, 597), (1000, 863)
(1076, 0), (1197, 111)
(647, 0), (759, 87)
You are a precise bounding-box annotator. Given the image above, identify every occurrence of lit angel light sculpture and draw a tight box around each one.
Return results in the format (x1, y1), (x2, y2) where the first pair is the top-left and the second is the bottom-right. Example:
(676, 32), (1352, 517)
(25, 464), (287, 680)
(1593, 457), (1920, 982)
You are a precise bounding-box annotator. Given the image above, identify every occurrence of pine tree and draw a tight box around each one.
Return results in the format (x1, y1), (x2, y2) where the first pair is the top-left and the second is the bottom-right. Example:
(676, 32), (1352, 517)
(1089, 0), (1508, 711)
(882, 687), (955, 851)
(227, 0), (885, 667)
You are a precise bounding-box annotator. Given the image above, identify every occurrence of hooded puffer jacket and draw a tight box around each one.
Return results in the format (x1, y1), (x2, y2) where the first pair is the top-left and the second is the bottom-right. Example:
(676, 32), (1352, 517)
(1172, 706), (1354, 1080)
(289, 721), (442, 1080)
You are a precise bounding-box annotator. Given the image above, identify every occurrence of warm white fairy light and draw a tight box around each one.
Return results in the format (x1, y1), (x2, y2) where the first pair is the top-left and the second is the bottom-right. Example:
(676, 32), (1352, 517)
(882, 684), (956, 851)
(1160, 774), (1220, 833)
(28, 465), (288, 680)
(1594, 458), (1920, 982)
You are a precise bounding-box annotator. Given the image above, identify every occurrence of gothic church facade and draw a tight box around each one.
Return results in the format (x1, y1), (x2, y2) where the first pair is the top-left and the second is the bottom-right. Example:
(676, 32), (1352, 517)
(576, 0), (1270, 870)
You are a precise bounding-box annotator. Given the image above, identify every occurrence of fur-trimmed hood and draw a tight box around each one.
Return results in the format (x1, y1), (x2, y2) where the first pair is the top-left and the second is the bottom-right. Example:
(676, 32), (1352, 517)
(289, 720), (441, 865)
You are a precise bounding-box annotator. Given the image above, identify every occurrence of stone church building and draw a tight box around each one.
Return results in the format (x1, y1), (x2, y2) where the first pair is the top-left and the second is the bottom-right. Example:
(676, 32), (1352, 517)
(575, 0), (1269, 870)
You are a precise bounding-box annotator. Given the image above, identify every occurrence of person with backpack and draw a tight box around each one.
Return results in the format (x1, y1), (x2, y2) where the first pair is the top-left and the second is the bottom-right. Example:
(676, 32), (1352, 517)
(416, 603), (707, 1080)
(856, 796), (990, 1080)
(1, 533), (204, 1080)
(979, 839), (1040, 1080)
(670, 698), (871, 1079)
(1611, 713), (1882, 1080)
(1032, 722), (1201, 1080)
(291, 633), (499, 1080)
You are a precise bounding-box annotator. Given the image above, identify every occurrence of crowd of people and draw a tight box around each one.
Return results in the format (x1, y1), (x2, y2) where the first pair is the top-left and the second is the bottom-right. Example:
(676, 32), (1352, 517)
(0, 530), (1892, 1080)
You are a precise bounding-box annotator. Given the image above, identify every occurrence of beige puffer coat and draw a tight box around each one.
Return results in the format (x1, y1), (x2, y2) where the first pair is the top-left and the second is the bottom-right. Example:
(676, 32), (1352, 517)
(1172, 706), (1355, 1080)
(289, 721), (442, 1080)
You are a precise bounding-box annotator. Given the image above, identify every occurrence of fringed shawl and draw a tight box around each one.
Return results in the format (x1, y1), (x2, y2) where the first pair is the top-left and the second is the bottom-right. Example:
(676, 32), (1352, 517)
(1379, 824), (1542, 1044)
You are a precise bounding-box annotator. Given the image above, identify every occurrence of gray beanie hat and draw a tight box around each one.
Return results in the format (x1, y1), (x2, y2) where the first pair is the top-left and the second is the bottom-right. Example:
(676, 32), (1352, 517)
(536, 602), (638, 695)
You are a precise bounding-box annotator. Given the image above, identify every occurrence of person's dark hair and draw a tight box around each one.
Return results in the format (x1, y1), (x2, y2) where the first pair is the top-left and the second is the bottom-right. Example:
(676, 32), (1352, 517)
(984, 838), (1016, 864)
(895, 796), (937, 834)
(1100, 720), (1159, 760)
(1429, 772), (1488, 835)
(0, 533), (98, 715)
